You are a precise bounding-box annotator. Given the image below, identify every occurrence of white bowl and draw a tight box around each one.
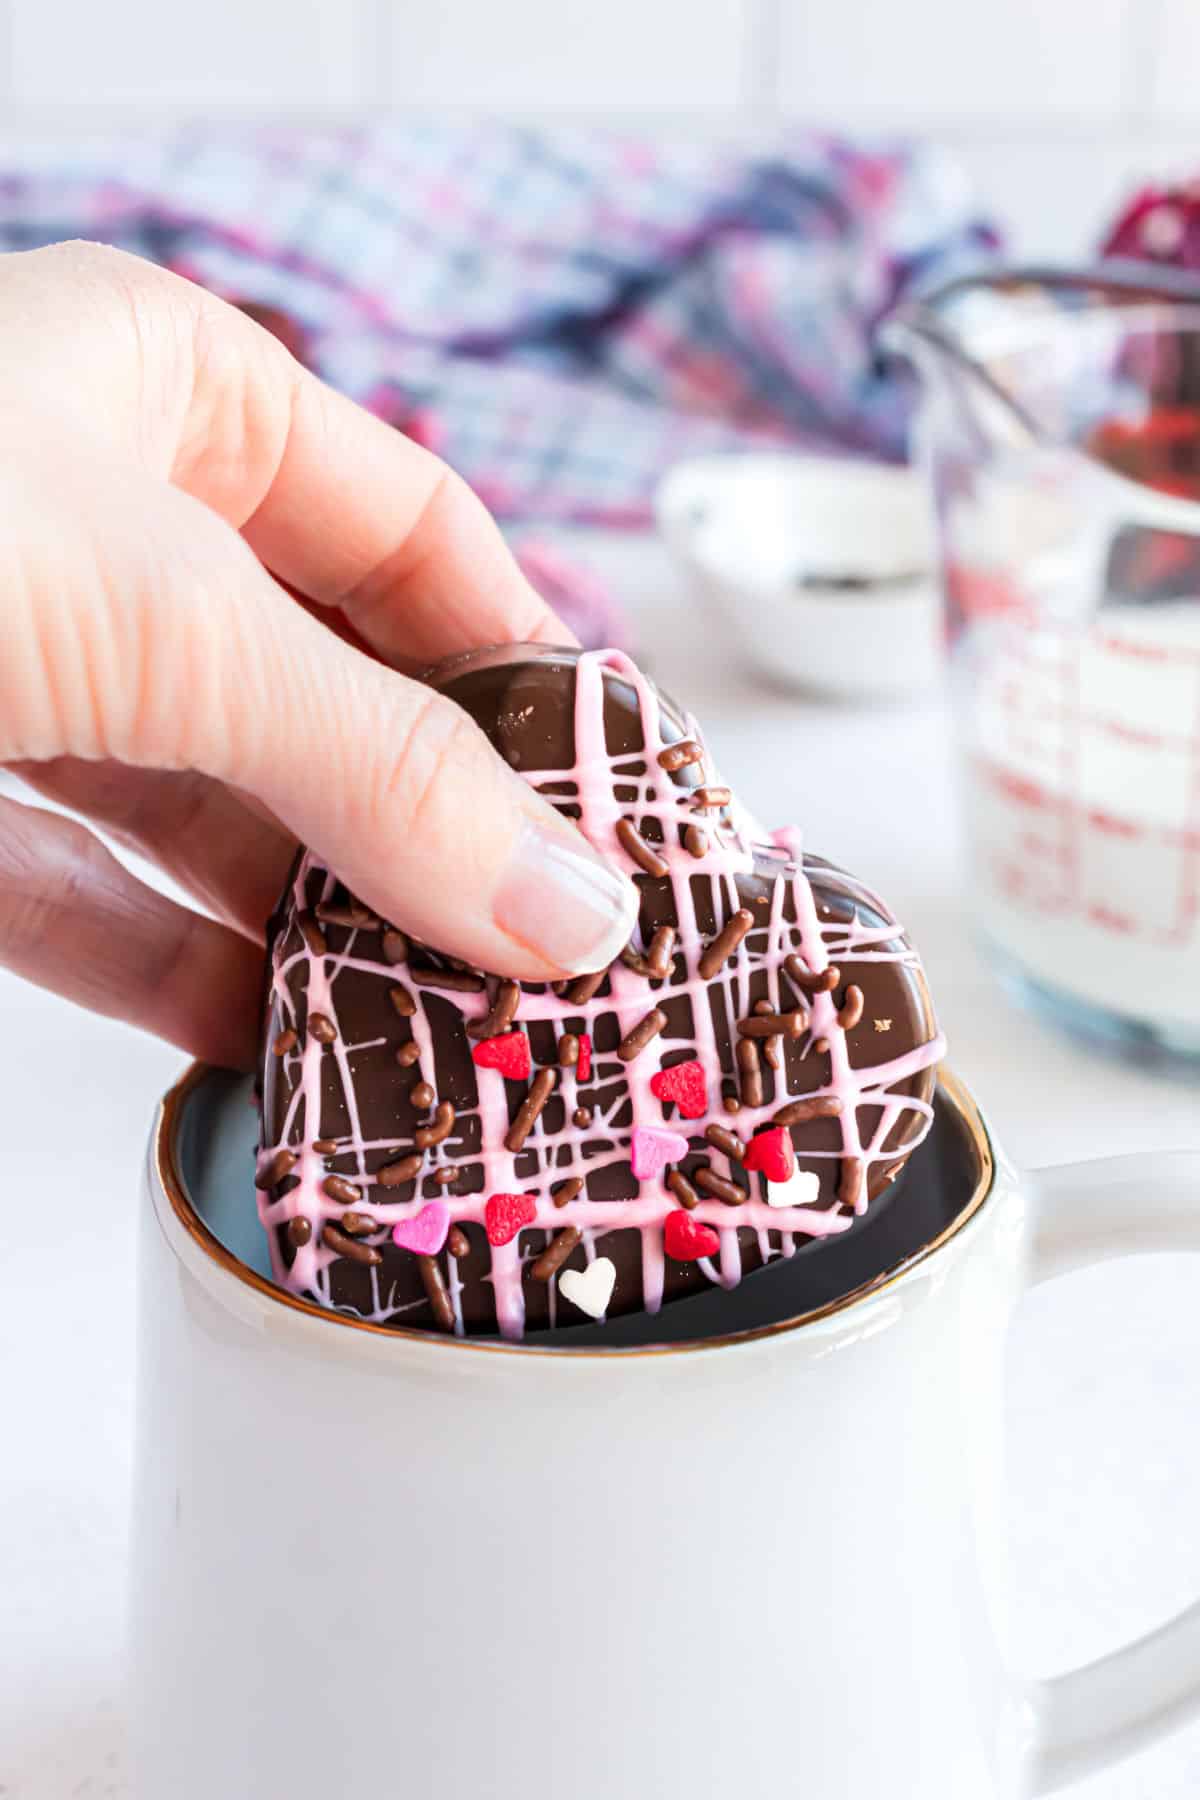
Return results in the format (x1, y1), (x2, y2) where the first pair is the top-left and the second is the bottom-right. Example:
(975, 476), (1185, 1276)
(655, 453), (943, 700)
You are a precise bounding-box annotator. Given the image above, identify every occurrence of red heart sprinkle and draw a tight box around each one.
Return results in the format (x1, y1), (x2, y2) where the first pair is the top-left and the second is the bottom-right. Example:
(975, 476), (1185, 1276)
(485, 1192), (538, 1247)
(577, 1032), (593, 1083)
(663, 1210), (721, 1262)
(742, 1126), (795, 1184)
(649, 1058), (707, 1120)
(472, 1032), (532, 1081)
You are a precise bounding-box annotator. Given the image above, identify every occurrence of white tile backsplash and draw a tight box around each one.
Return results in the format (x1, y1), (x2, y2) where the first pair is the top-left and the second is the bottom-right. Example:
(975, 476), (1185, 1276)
(8, 0), (367, 107)
(946, 133), (1200, 259)
(776, 0), (1129, 123)
(1, 0), (1199, 253)
(381, 0), (750, 110)
(1147, 0), (1200, 120)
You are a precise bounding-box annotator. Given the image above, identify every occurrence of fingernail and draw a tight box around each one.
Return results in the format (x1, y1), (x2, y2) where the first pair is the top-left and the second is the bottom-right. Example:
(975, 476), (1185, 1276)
(494, 822), (639, 975)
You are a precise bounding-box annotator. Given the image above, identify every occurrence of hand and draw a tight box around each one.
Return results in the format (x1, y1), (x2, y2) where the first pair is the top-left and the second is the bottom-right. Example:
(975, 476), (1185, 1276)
(0, 242), (637, 1068)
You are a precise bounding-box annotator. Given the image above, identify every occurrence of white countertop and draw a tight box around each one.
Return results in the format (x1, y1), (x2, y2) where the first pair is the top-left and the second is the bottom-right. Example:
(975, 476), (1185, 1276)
(2, 533), (1199, 1798)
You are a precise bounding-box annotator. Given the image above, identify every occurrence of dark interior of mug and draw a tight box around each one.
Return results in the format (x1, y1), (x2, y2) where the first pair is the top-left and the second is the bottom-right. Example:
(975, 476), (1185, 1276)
(169, 1068), (993, 1349)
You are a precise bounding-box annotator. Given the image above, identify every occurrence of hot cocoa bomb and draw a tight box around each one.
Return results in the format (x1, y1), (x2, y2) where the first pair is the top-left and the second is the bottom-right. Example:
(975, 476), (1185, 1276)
(256, 645), (944, 1341)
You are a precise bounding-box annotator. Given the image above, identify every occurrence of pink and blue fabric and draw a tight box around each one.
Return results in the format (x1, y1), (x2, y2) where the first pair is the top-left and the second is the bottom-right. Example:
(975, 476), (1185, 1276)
(0, 121), (997, 527)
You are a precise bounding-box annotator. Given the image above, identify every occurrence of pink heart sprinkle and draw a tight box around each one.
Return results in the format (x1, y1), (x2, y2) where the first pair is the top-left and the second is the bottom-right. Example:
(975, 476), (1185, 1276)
(392, 1201), (451, 1256)
(630, 1125), (690, 1180)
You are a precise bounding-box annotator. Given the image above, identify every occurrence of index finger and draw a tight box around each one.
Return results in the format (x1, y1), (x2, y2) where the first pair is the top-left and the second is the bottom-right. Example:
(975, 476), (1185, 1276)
(3, 243), (572, 669)
(237, 375), (574, 669)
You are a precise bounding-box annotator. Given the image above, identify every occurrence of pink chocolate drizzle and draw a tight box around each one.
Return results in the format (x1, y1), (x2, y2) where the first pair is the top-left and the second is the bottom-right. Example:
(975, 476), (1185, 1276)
(256, 649), (946, 1341)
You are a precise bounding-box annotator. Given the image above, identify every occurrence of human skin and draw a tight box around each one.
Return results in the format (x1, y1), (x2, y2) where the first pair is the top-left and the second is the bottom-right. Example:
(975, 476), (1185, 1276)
(0, 242), (637, 1069)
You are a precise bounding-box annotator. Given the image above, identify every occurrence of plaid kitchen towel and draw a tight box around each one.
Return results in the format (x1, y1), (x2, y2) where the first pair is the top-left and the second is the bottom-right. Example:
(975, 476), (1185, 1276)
(0, 121), (997, 529)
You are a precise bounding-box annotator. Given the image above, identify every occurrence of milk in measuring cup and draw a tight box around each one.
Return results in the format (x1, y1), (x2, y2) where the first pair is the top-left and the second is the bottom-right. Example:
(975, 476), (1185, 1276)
(967, 603), (1200, 1036)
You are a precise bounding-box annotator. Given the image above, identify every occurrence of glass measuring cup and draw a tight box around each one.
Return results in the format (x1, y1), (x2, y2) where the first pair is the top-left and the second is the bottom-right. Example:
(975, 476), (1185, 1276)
(885, 266), (1200, 1068)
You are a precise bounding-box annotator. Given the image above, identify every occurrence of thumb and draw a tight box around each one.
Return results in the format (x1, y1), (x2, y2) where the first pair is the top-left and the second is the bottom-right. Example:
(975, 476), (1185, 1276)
(258, 638), (641, 980)
(3, 452), (639, 980)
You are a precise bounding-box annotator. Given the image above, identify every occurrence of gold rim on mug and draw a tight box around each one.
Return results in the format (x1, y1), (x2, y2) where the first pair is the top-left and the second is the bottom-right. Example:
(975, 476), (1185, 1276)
(156, 1061), (996, 1358)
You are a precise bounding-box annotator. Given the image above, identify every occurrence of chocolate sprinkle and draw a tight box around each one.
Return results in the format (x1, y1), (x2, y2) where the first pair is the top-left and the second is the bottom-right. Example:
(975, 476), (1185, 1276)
(467, 978), (521, 1040)
(616, 817), (669, 879)
(698, 908), (754, 980)
(773, 1096), (844, 1127)
(339, 1211), (377, 1237)
(621, 929), (676, 978)
(272, 1028), (298, 1058)
(411, 1080), (436, 1111)
(395, 1040), (421, 1066)
(694, 1166), (747, 1206)
(264, 1147), (296, 1186)
(297, 911), (327, 958)
(691, 785), (732, 811)
(286, 1216), (312, 1248)
(657, 738), (704, 772)
(434, 1167), (458, 1186)
(617, 1007), (667, 1063)
(323, 1174), (362, 1205)
(754, 998), (784, 1070)
(505, 1069), (557, 1152)
(736, 1009), (808, 1039)
(382, 928), (409, 966)
(416, 1102), (456, 1150)
(308, 1012), (337, 1045)
(378, 1152), (423, 1187)
(684, 824), (708, 858)
(417, 1253), (455, 1330)
(447, 1226), (470, 1258)
(412, 966), (487, 994)
(839, 1157), (864, 1209)
(316, 901), (377, 929)
(322, 1223), (382, 1266)
(311, 1138), (338, 1154)
(666, 1170), (700, 1210)
(722, 1093), (741, 1115)
(553, 1177), (585, 1208)
(559, 1033), (580, 1067)
(531, 1227), (582, 1281)
(736, 1036), (764, 1107)
(644, 924), (677, 978)
(705, 1124), (745, 1162)
(783, 953), (840, 996)
(573, 1107), (593, 1128)
(837, 984), (865, 1031)
(564, 969), (608, 1006)
(389, 983), (417, 1019)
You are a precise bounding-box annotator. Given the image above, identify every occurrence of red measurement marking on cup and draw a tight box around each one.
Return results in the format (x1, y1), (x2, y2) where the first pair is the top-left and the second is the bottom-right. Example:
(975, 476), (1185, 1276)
(1087, 811), (1142, 840)
(973, 615), (1200, 949)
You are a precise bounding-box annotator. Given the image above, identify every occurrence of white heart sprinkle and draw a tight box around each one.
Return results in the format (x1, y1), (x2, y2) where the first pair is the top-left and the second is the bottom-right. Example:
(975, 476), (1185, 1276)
(765, 1169), (822, 1209)
(559, 1257), (617, 1320)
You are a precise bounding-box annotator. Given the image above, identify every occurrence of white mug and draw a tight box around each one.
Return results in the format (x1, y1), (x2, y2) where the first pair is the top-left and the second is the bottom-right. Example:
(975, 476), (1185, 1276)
(131, 1063), (1200, 1799)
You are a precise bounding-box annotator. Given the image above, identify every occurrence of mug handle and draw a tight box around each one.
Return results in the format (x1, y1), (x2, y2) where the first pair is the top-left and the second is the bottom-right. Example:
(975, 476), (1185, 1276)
(1025, 1150), (1200, 1794)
